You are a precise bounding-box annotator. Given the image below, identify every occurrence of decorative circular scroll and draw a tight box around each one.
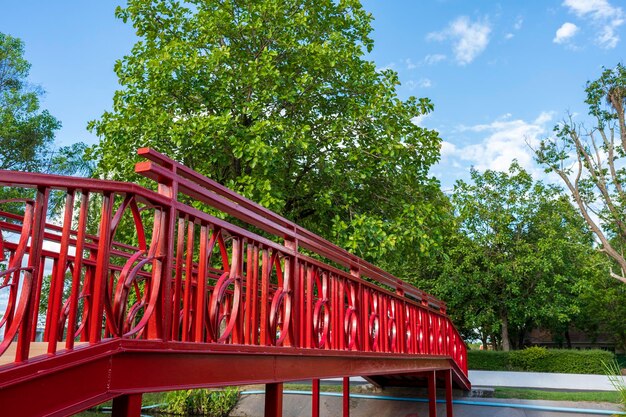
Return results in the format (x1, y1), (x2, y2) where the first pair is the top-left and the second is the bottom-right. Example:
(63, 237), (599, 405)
(104, 196), (163, 338)
(208, 271), (242, 343)
(268, 252), (292, 346)
(404, 307), (413, 353)
(368, 292), (380, 351)
(311, 269), (330, 348)
(0, 266), (33, 356)
(343, 280), (359, 350)
(387, 300), (397, 352)
(0, 200), (35, 356)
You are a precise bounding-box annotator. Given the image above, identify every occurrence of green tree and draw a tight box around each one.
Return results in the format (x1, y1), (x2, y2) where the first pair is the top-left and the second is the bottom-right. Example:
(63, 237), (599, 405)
(535, 64), (626, 283)
(90, 0), (444, 267)
(437, 162), (595, 351)
(0, 32), (92, 178)
(574, 251), (626, 351)
(0, 32), (60, 172)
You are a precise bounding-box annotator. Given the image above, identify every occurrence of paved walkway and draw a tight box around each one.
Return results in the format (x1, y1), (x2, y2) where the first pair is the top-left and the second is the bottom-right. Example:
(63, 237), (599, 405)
(232, 392), (625, 416)
(340, 371), (624, 391)
(469, 370), (623, 391)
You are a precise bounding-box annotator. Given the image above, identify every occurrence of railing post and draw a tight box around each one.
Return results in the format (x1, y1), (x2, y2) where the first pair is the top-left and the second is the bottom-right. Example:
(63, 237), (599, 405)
(89, 192), (114, 343)
(284, 236), (297, 347)
(150, 165), (178, 341)
(264, 382), (283, 417)
(47, 190), (75, 354)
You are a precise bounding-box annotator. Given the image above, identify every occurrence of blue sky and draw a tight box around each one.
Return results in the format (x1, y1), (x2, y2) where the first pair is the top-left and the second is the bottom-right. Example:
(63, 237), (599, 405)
(1, 1), (625, 189)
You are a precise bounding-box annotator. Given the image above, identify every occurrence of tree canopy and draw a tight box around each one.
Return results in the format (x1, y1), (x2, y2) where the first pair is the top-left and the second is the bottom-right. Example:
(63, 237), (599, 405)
(536, 63), (626, 283)
(434, 162), (596, 351)
(0, 32), (60, 172)
(0, 32), (92, 179)
(90, 0), (444, 267)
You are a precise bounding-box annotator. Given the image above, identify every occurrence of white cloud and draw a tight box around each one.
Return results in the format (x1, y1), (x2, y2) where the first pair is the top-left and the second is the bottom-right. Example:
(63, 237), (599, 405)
(514, 17), (524, 31)
(445, 112), (554, 174)
(554, 22), (579, 44)
(505, 33), (515, 40)
(405, 59), (417, 70)
(564, 0), (615, 18)
(423, 54), (447, 65)
(562, 0), (624, 48)
(427, 17), (491, 65)
(534, 111), (556, 125)
(419, 78), (432, 88)
(411, 113), (431, 127)
(440, 141), (457, 158)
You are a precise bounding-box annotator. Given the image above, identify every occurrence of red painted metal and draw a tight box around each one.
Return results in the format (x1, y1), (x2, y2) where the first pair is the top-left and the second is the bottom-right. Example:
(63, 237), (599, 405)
(312, 379), (320, 417)
(444, 369), (454, 417)
(112, 393), (142, 417)
(428, 371), (437, 417)
(0, 148), (469, 416)
(343, 377), (350, 417)
(265, 383), (283, 417)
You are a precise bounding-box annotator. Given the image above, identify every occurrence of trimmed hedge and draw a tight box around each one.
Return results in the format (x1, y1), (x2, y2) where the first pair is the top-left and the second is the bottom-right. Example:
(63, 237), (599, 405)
(467, 350), (510, 371)
(468, 347), (614, 374)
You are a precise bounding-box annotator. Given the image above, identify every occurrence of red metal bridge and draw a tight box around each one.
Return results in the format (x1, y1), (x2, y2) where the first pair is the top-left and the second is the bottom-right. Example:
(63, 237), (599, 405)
(0, 148), (469, 417)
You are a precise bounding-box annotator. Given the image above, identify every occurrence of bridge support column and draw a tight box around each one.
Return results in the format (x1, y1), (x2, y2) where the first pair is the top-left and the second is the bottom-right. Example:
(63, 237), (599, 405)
(265, 382), (283, 417)
(112, 393), (142, 417)
(343, 377), (350, 417)
(444, 369), (453, 417)
(427, 371), (437, 417)
(312, 379), (320, 417)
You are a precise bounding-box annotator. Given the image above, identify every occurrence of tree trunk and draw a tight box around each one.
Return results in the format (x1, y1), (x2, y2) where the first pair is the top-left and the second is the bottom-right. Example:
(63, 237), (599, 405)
(501, 315), (511, 351)
(518, 327), (526, 349)
(491, 334), (498, 351)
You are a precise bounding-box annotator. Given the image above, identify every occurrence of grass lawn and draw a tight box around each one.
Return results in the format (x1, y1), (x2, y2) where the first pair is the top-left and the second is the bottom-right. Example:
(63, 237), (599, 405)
(494, 387), (623, 403)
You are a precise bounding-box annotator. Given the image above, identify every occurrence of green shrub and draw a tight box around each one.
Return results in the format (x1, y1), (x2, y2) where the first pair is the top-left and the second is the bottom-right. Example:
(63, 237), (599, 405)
(508, 346), (549, 371)
(163, 387), (239, 416)
(467, 350), (510, 371)
(468, 348), (615, 374)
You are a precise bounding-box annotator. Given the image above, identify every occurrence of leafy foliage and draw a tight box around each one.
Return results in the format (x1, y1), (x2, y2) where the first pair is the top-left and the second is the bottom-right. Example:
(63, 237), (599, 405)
(574, 254), (626, 352)
(163, 387), (239, 416)
(0, 32), (92, 177)
(436, 162), (596, 350)
(535, 63), (626, 283)
(0, 32), (59, 172)
(468, 348), (614, 374)
(0, 31), (93, 206)
(90, 0), (444, 269)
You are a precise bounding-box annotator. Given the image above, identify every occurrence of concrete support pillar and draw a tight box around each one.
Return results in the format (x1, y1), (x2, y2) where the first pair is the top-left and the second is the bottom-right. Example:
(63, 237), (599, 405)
(312, 379), (320, 417)
(265, 383), (283, 417)
(112, 393), (142, 417)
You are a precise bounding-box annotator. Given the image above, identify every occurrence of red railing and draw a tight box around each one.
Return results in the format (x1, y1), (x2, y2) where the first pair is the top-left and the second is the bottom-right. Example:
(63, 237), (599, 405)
(0, 148), (467, 375)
